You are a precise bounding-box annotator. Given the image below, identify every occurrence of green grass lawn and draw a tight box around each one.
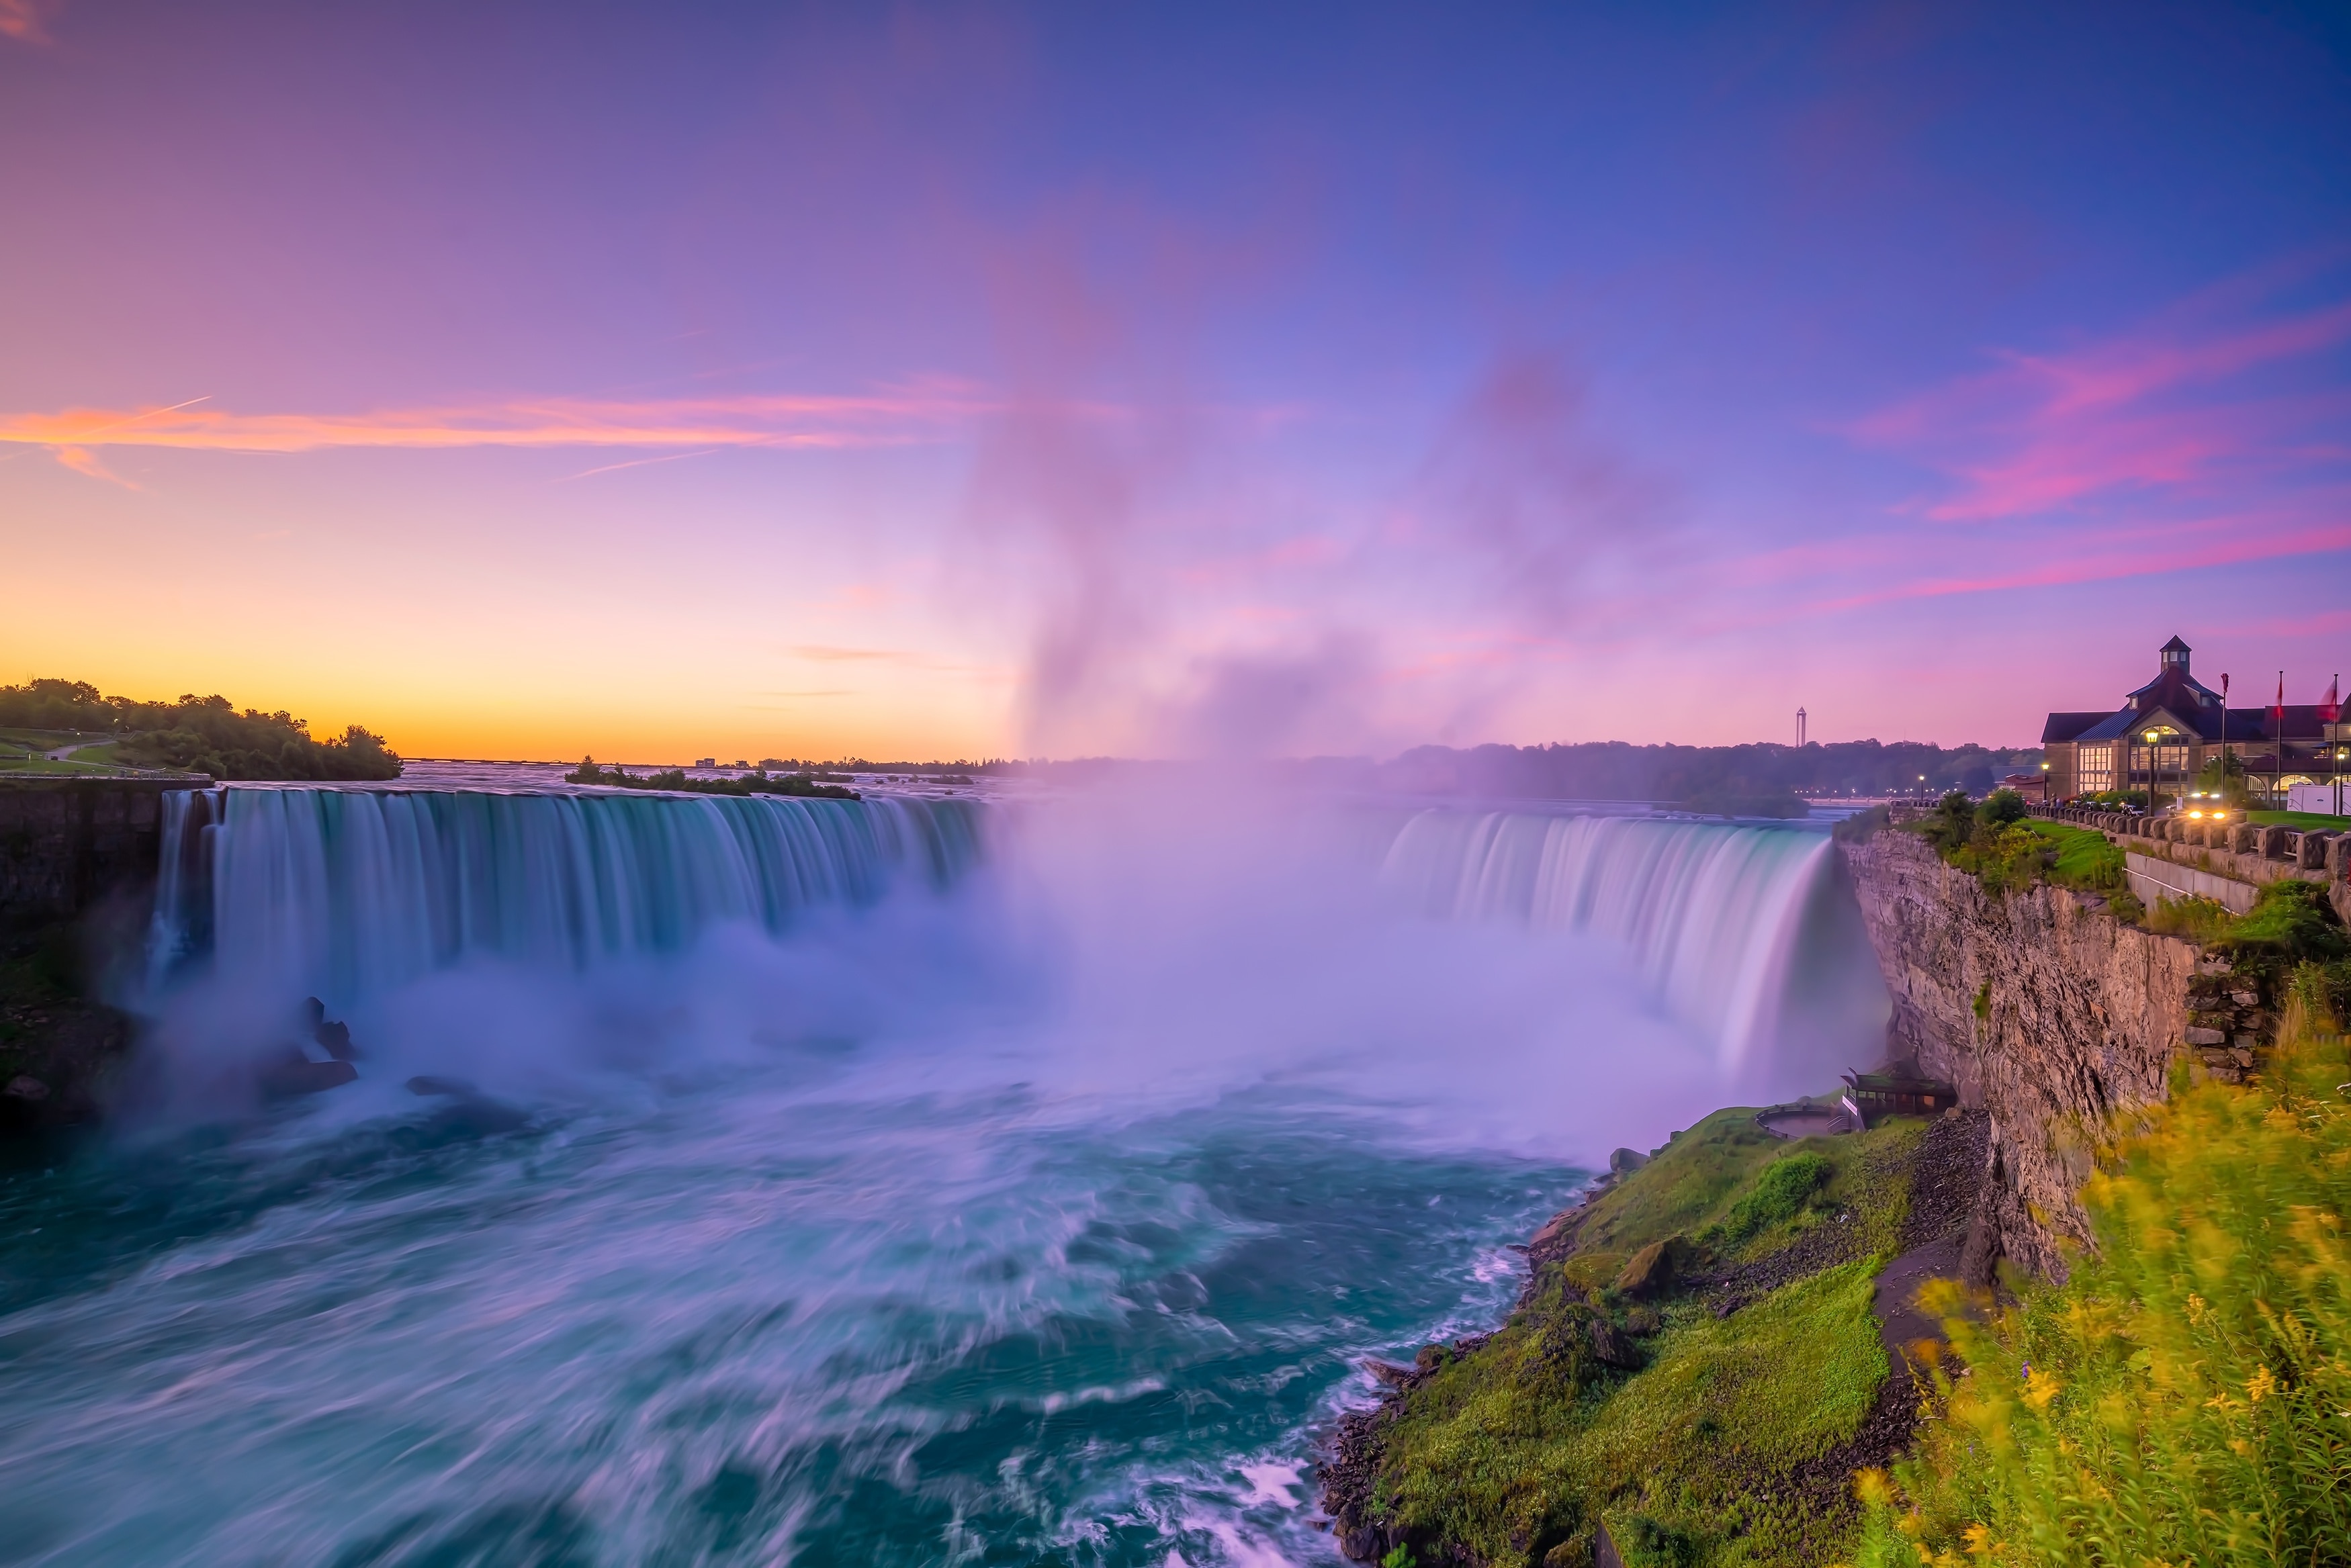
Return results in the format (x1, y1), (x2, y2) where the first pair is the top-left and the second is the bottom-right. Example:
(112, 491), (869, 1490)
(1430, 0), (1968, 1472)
(2248, 808), (2351, 829)
(1564, 1107), (1791, 1286)
(1378, 1258), (1893, 1568)
(0, 733), (208, 776)
(0, 755), (122, 774)
(0, 727), (105, 749)
(2016, 818), (2131, 894)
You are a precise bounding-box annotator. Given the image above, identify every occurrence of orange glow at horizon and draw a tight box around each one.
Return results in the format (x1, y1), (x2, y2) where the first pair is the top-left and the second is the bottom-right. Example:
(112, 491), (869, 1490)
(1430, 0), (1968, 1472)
(0, 389), (995, 459)
(0, 650), (1018, 767)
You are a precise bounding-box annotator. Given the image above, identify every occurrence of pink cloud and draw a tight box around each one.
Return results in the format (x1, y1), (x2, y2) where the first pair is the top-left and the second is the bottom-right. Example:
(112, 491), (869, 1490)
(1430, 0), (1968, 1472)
(0, 0), (57, 44)
(1851, 266), (2351, 524)
(51, 445), (139, 489)
(1810, 508), (2351, 612)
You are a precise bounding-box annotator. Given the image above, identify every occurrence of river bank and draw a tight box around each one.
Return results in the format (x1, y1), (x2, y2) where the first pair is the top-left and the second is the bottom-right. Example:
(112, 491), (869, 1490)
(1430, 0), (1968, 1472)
(1317, 1103), (1992, 1567)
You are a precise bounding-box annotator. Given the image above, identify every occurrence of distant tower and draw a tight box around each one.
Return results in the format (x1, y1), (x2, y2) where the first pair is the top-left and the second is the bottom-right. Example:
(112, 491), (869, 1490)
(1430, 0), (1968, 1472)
(1796, 707), (1807, 747)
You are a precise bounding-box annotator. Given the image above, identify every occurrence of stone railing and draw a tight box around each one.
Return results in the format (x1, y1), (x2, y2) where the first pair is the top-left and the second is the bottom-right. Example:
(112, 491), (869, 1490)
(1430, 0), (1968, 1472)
(2031, 802), (2350, 926)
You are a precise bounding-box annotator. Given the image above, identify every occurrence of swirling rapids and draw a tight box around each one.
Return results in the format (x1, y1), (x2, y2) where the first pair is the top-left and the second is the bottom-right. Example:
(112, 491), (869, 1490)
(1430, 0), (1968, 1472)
(0, 1076), (1568, 1565)
(0, 786), (1883, 1565)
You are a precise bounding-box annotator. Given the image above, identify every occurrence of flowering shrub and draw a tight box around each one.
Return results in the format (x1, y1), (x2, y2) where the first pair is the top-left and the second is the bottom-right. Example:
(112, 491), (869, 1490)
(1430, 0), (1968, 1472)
(1853, 972), (2351, 1567)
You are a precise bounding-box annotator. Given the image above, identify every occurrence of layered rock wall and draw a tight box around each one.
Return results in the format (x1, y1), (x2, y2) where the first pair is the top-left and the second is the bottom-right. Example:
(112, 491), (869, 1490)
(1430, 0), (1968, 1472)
(0, 779), (179, 928)
(1841, 827), (2199, 1279)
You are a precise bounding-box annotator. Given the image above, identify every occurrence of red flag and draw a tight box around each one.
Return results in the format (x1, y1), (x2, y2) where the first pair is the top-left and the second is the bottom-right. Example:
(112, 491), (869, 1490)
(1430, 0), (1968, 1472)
(2272, 671), (2286, 726)
(2323, 675), (2342, 727)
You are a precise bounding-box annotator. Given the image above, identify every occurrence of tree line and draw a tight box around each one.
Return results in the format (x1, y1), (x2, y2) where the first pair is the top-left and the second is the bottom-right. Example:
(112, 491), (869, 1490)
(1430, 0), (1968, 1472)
(0, 678), (402, 782)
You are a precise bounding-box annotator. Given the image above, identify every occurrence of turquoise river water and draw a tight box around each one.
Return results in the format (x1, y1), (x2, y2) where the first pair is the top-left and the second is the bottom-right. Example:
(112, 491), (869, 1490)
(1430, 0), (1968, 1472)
(0, 786), (1884, 1565)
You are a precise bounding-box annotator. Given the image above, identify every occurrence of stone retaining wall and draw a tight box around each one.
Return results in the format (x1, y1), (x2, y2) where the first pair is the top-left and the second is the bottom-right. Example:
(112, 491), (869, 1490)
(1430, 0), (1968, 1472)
(0, 778), (196, 927)
(2125, 851), (2262, 915)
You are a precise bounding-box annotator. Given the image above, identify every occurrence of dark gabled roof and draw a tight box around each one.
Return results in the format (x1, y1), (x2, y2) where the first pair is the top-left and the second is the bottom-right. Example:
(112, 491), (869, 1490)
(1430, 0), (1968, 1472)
(2248, 704), (2343, 743)
(2074, 705), (2190, 742)
(2043, 712), (2109, 745)
(2124, 665), (2225, 711)
(2052, 702), (2341, 746)
(1843, 1064), (1957, 1095)
(2044, 639), (2343, 754)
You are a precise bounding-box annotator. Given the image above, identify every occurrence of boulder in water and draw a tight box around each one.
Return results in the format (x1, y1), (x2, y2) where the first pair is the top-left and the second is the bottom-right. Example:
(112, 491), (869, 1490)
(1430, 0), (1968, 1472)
(304, 997), (359, 1061)
(259, 1056), (358, 1098)
(4, 1074), (48, 1102)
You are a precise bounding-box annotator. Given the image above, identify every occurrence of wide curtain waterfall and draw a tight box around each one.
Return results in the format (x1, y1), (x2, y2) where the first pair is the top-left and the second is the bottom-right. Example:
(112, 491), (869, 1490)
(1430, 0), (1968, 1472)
(149, 786), (982, 1006)
(1379, 809), (1849, 1072)
(9, 786), (1897, 1565)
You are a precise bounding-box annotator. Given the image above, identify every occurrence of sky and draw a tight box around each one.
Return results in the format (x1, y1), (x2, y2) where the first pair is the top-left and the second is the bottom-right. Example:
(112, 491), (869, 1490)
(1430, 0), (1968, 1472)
(3, 1), (2348, 764)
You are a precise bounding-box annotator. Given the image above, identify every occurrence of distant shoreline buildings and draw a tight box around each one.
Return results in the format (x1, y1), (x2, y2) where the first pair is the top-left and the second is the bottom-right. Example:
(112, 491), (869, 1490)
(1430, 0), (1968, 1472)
(2042, 636), (2346, 809)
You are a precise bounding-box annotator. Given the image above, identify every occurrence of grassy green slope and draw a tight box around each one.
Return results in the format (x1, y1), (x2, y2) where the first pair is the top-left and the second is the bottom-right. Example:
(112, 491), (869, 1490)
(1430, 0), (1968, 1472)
(1360, 1113), (1929, 1567)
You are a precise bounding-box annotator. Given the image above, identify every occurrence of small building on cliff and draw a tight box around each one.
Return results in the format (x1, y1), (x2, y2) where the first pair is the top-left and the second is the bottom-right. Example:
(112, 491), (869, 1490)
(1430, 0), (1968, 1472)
(2043, 635), (2348, 806)
(1840, 1058), (1958, 1128)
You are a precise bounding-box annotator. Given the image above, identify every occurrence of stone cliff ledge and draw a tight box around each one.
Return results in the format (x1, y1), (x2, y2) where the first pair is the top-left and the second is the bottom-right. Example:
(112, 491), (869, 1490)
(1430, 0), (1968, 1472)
(1841, 826), (2199, 1280)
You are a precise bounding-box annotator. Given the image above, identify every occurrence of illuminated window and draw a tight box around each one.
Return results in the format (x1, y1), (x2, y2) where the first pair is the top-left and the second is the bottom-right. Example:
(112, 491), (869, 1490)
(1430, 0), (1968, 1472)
(2077, 745), (2114, 792)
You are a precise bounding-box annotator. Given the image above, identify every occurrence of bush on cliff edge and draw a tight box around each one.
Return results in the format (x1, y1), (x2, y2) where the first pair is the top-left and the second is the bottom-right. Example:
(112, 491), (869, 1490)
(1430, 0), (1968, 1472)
(1853, 972), (2351, 1567)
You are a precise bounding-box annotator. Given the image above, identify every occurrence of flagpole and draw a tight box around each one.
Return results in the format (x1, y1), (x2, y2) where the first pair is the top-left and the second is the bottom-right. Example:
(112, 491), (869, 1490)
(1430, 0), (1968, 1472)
(2276, 670), (2285, 812)
(2332, 674), (2342, 819)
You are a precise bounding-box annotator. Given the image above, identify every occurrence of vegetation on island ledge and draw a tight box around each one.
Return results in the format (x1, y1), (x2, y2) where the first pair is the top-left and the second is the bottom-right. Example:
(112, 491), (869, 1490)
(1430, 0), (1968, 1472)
(1855, 976), (2351, 1567)
(564, 758), (858, 799)
(1327, 1105), (1981, 1567)
(0, 678), (400, 781)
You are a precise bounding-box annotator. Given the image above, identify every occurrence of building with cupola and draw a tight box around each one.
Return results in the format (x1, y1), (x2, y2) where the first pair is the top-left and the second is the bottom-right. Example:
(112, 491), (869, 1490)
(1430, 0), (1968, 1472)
(2042, 636), (2347, 807)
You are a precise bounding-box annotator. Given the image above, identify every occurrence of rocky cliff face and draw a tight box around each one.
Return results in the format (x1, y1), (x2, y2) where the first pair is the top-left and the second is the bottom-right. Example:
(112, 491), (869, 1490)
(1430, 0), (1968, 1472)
(0, 778), (177, 927)
(1841, 827), (2199, 1280)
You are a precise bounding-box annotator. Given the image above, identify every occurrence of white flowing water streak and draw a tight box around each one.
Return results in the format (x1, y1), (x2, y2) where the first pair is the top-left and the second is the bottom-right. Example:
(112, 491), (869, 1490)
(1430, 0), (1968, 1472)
(1380, 809), (1834, 1072)
(149, 786), (982, 1007)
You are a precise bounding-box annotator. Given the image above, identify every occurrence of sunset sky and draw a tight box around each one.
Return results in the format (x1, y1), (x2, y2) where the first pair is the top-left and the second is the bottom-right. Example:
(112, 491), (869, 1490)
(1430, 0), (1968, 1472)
(4, 2), (2348, 763)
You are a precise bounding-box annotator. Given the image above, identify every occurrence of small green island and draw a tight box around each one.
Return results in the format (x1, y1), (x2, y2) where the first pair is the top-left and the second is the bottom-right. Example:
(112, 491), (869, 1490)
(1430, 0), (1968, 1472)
(564, 757), (859, 799)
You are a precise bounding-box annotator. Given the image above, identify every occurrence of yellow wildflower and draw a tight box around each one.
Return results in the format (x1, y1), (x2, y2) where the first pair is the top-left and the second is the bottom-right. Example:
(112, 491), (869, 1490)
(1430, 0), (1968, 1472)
(2246, 1365), (2278, 1403)
(2024, 1367), (2062, 1412)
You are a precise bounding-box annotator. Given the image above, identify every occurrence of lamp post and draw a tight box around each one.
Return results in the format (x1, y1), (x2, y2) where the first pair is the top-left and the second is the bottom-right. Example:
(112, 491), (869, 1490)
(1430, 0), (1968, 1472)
(2219, 672), (2229, 813)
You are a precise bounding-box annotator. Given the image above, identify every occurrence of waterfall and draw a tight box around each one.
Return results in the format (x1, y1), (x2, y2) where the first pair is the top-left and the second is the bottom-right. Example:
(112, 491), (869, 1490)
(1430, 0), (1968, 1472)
(1380, 809), (1851, 1072)
(148, 786), (982, 1007)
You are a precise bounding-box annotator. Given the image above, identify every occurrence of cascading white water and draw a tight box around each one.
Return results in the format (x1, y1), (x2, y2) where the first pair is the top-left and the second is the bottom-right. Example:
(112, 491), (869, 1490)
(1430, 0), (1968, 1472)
(1379, 808), (1843, 1073)
(148, 786), (981, 1007)
(15, 787), (1894, 1564)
